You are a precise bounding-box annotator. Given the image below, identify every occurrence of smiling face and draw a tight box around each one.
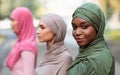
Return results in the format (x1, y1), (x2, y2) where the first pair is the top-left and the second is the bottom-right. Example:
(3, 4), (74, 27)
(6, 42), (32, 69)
(37, 20), (55, 45)
(72, 18), (97, 47)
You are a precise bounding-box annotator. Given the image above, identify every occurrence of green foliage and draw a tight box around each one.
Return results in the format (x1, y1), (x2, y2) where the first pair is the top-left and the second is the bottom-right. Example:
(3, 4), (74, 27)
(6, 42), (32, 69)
(105, 0), (113, 19)
(109, 30), (120, 41)
(99, 0), (120, 19)
(0, 0), (40, 20)
(0, 35), (4, 43)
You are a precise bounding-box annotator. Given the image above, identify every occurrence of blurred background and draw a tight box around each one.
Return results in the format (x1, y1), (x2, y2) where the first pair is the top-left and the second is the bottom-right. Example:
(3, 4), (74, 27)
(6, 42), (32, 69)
(0, 0), (120, 75)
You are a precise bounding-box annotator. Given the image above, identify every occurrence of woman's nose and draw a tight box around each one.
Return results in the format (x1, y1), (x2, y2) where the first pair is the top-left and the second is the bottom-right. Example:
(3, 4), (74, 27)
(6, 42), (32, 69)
(75, 28), (82, 35)
(36, 28), (40, 34)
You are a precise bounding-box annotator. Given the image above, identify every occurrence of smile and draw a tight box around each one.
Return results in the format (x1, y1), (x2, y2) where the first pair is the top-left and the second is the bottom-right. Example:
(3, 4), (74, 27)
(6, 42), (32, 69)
(76, 38), (84, 42)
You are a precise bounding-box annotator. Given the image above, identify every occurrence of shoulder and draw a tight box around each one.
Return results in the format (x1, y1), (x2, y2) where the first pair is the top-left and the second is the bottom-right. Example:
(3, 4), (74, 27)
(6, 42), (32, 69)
(78, 59), (95, 71)
(60, 51), (72, 64)
(68, 59), (97, 75)
(62, 50), (72, 60)
(88, 48), (114, 63)
(79, 59), (97, 74)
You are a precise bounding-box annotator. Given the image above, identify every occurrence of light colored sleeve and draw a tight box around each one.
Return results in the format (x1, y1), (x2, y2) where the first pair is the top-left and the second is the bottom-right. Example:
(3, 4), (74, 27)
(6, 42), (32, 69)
(58, 56), (72, 75)
(21, 51), (36, 75)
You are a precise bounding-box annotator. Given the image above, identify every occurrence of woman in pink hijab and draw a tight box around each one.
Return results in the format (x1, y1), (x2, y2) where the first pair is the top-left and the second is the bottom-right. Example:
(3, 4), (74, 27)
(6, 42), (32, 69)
(5, 7), (37, 75)
(36, 13), (72, 75)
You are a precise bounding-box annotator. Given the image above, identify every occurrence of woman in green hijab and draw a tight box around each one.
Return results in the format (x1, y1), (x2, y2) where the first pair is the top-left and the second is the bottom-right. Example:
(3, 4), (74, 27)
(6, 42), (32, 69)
(67, 3), (115, 75)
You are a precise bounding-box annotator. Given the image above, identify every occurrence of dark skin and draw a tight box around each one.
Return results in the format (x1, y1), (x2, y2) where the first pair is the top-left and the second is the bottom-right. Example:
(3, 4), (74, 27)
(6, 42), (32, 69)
(72, 18), (97, 47)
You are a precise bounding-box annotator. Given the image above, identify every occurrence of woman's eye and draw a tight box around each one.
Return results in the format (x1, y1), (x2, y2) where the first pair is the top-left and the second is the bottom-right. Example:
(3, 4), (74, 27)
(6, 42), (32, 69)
(39, 25), (45, 29)
(81, 25), (89, 29)
(10, 18), (14, 21)
(73, 26), (76, 30)
(72, 25), (77, 30)
(41, 27), (45, 29)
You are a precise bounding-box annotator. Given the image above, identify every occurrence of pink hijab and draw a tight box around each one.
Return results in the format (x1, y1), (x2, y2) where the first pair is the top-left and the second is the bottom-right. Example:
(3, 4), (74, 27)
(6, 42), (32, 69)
(5, 7), (37, 70)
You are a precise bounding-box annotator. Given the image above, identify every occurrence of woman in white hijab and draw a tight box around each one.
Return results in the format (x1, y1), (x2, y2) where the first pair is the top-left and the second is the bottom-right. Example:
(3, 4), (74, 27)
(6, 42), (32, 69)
(36, 13), (72, 75)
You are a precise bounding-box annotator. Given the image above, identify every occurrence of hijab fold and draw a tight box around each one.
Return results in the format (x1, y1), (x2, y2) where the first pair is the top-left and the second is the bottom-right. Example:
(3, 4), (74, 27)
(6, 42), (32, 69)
(38, 41), (67, 66)
(5, 7), (37, 70)
(40, 14), (67, 43)
(67, 3), (114, 75)
(36, 14), (72, 75)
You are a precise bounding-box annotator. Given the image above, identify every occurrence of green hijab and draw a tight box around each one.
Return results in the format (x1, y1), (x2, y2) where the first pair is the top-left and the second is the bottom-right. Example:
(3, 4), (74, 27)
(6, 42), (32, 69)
(67, 3), (114, 75)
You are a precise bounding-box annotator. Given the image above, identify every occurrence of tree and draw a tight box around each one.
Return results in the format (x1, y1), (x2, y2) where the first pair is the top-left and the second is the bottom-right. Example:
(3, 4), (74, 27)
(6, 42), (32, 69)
(0, 0), (40, 20)
(99, 0), (120, 19)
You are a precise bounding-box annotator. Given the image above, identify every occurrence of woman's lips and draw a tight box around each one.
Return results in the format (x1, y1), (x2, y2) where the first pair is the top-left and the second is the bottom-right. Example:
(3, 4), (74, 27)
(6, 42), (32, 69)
(76, 38), (84, 43)
(37, 35), (41, 38)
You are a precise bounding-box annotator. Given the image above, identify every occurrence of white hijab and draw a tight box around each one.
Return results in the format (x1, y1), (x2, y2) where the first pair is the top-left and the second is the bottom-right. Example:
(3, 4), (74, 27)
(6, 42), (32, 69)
(36, 14), (72, 75)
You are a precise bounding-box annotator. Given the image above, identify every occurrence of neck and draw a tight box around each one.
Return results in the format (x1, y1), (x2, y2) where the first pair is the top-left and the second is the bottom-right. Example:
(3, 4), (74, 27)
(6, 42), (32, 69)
(80, 37), (105, 49)
(47, 40), (54, 49)
(47, 36), (56, 49)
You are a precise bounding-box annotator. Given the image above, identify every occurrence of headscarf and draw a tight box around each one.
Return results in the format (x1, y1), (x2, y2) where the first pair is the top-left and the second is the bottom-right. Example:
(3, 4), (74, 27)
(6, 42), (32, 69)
(68, 3), (114, 75)
(72, 2), (106, 47)
(40, 13), (66, 43)
(36, 14), (72, 75)
(5, 7), (37, 70)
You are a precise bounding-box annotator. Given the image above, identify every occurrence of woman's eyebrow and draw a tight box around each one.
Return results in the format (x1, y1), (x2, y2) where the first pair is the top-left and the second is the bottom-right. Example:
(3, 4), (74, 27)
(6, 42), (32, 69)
(9, 17), (14, 21)
(80, 21), (88, 24)
(79, 21), (90, 26)
(72, 20), (88, 25)
(38, 24), (45, 27)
